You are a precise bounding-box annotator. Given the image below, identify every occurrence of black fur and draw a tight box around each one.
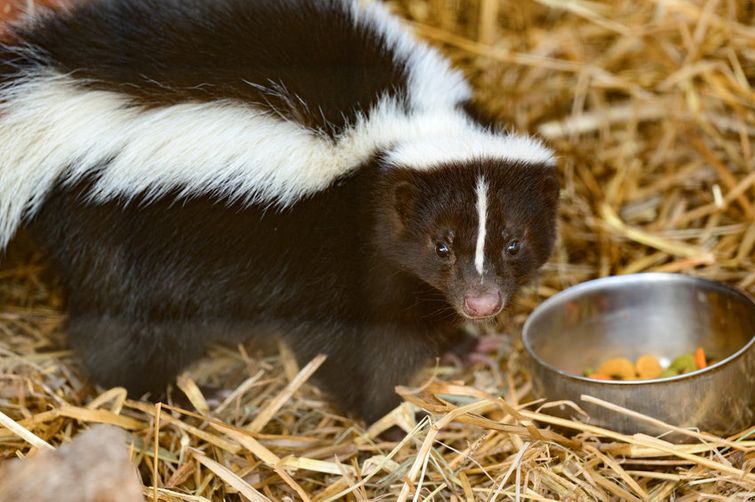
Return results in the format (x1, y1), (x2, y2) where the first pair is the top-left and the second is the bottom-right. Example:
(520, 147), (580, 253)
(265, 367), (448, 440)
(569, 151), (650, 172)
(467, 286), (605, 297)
(30, 159), (557, 421)
(3, 0), (410, 135)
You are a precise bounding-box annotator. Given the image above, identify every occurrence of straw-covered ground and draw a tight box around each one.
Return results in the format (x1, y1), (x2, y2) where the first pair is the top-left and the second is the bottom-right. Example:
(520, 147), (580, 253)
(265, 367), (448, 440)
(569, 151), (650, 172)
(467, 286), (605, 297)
(1, 0), (754, 500)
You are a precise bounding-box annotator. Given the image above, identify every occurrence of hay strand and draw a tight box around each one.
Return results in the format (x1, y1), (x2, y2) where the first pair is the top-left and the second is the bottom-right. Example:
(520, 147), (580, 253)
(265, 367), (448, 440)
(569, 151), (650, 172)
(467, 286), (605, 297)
(0, 409), (53, 451)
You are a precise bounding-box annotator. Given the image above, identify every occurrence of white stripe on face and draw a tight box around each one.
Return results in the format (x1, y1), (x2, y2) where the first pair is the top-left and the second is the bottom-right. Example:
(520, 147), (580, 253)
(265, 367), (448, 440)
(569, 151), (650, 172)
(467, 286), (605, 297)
(474, 176), (488, 276)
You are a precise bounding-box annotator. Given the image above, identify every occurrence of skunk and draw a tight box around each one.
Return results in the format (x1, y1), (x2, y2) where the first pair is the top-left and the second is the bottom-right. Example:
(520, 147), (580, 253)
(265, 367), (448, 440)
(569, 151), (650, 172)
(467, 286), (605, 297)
(0, 0), (558, 421)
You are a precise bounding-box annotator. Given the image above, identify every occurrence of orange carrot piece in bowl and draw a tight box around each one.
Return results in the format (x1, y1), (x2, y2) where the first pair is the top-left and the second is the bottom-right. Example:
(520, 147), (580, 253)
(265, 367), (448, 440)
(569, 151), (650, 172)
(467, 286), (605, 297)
(695, 347), (707, 369)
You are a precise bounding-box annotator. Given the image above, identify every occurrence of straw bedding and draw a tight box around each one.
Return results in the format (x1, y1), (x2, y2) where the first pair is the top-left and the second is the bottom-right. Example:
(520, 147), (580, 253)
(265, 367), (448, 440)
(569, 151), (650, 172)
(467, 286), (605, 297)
(1, 0), (754, 499)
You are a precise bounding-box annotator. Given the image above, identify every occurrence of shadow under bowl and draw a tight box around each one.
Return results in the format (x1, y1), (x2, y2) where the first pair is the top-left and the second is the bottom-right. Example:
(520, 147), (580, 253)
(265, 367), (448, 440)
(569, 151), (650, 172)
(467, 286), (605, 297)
(523, 273), (755, 438)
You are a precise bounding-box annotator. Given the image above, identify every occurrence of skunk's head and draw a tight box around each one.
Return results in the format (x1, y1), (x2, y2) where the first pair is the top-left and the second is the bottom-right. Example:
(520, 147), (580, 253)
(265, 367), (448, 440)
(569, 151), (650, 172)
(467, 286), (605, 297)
(375, 159), (559, 320)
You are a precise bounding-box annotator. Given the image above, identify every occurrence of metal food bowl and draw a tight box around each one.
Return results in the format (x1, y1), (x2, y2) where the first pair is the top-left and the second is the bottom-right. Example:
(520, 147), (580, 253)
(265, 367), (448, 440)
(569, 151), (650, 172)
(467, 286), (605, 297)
(523, 273), (755, 437)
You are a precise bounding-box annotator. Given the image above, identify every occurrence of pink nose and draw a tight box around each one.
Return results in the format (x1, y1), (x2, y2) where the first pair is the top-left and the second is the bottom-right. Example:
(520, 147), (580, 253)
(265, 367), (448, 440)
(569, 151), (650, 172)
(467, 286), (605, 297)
(463, 292), (503, 318)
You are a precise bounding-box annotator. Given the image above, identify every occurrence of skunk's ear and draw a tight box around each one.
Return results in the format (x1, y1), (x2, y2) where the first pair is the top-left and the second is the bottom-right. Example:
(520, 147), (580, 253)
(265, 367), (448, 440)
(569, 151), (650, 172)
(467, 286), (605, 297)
(392, 181), (417, 220)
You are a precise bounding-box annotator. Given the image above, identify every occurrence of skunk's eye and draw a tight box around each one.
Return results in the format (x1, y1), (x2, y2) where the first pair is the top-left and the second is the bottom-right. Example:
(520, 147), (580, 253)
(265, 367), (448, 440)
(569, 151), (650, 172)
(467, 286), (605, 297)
(435, 242), (451, 259)
(506, 240), (522, 256)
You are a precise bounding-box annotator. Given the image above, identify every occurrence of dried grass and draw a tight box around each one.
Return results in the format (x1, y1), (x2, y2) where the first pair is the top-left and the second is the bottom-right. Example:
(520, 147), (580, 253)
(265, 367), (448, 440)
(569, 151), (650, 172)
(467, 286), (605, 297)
(1, 0), (754, 499)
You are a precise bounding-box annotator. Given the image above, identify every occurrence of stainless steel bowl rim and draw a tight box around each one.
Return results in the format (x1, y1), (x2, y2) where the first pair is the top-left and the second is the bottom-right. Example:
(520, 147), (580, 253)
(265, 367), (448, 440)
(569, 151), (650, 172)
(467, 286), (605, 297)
(522, 273), (755, 385)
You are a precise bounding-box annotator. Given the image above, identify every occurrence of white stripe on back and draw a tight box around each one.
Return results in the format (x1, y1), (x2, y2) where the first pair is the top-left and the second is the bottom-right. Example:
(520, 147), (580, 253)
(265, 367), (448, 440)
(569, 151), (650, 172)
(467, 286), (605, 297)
(0, 1), (554, 249)
(474, 176), (488, 276)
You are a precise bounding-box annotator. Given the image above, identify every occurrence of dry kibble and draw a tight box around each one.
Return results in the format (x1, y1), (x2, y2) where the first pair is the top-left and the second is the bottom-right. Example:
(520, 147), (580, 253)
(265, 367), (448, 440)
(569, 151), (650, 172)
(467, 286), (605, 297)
(596, 357), (636, 380)
(584, 350), (715, 381)
(669, 353), (697, 374)
(635, 354), (662, 379)
(660, 368), (679, 378)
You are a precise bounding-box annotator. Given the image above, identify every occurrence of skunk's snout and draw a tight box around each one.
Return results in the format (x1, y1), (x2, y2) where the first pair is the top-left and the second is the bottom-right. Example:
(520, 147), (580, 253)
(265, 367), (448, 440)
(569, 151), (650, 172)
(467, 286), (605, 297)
(462, 290), (503, 319)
